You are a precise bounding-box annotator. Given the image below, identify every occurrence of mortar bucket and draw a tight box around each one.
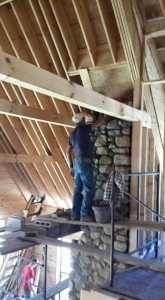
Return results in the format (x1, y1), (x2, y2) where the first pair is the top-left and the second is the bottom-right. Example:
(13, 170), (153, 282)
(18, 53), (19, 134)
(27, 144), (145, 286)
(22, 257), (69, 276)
(92, 206), (111, 223)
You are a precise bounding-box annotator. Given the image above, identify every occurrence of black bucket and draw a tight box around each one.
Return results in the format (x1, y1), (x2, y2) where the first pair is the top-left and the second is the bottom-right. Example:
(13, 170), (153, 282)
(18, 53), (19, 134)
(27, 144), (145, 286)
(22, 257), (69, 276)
(92, 206), (111, 223)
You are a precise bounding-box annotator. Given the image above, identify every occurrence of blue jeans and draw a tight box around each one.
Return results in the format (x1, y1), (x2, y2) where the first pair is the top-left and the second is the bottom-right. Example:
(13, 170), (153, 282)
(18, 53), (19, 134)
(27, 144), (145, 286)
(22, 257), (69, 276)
(72, 158), (95, 217)
(23, 290), (32, 299)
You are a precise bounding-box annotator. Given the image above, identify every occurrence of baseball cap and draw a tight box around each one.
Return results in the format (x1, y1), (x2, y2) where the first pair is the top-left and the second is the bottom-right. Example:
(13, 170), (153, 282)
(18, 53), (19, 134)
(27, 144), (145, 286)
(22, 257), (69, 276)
(72, 113), (85, 124)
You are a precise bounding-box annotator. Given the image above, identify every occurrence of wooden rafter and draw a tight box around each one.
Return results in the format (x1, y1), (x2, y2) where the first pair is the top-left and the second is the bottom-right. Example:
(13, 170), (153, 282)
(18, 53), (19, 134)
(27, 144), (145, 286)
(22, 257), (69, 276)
(0, 153), (55, 164)
(0, 99), (74, 127)
(0, 0), (13, 5)
(159, 0), (165, 16)
(28, 0), (66, 78)
(49, 0), (77, 70)
(72, 0), (96, 67)
(96, 0), (117, 62)
(146, 29), (165, 39)
(0, 51), (151, 127)
(111, 0), (141, 81)
(38, 0), (69, 79)
(79, 69), (93, 89)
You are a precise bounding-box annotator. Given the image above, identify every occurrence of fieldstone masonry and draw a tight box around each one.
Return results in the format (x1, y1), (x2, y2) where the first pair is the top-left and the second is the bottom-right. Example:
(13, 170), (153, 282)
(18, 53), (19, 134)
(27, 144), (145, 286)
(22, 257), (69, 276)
(69, 115), (132, 300)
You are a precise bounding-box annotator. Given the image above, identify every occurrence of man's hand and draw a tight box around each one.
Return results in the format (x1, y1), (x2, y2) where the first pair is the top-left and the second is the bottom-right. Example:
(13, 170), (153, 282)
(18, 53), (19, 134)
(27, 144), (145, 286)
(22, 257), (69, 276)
(70, 168), (75, 177)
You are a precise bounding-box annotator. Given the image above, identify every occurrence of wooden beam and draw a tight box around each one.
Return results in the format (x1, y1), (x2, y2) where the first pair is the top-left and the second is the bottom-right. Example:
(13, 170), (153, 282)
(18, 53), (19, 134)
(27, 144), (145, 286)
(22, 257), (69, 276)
(0, 99), (74, 127)
(159, 0), (165, 16)
(0, 153), (55, 164)
(68, 43), (127, 75)
(146, 29), (165, 39)
(72, 0), (96, 67)
(79, 69), (93, 89)
(0, 51), (151, 127)
(0, 0), (13, 5)
(81, 289), (125, 300)
(142, 79), (165, 85)
(96, 0), (117, 62)
(32, 279), (69, 300)
(38, 0), (69, 79)
(111, 0), (141, 81)
(14, 235), (165, 272)
(49, 0), (77, 70)
(132, 0), (150, 34)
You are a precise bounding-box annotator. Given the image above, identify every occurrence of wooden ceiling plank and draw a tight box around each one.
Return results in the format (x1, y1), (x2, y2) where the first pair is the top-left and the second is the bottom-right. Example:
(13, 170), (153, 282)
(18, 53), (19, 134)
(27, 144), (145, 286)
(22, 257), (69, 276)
(1, 114), (61, 206)
(112, 0), (141, 81)
(0, 3), (73, 116)
(68, 42), (126, 74)
(49, 0), (77, 70)
(72, 0), (96, 67)
(159, 0), (165, 16)
(0, 0), (13, 6)
(111, 0), (136, 81)
(44, 164), (71, 208)
(0, 7), (75, 200)
(11, 118), (68, 206)
(0, 153), (55, 164)
(34, 122), (74, 191)
(0, 137), (41, 198)
(38, 0), (69, 79)
(9, 85), (74, 196)
(132, 0), (150, 34)
(118, 0), (140, 78)
(0, 51), (151, 127)
(11, 0), (53, 72)
(0, 99), (74, 128)
(28, 0), (66, 78)
(96, 0), (117, 62)
(1, 4), (46, 66)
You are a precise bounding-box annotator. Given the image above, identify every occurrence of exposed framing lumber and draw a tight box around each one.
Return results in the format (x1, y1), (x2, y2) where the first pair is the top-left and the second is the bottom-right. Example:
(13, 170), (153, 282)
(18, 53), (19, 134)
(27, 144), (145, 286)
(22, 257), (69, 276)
(49, 0), (77, 70)
(146, 29), (165, 39)
(142, 79), (165, 85)
(72, 0), (96, 67)
(0, 153), (55, 164)
(111, 0), (141, 81)
(81, 289), (129, 300)
(0, 99), (74, 127)
(28, 0), (66, 78)
(142, 41), (164, 170)
(132, 0), (150, 34)
(5, 235), (165, 273)
(38, 0), (69, 79)
(0, 0), (13, 5)
(79, 69), (93, 89)
(32, 279), (69, 300)
(129, 79), (142, 252)
(159, 0), (165, 16)
(0, 51), (151, 127)
(96, 0), (117, 62)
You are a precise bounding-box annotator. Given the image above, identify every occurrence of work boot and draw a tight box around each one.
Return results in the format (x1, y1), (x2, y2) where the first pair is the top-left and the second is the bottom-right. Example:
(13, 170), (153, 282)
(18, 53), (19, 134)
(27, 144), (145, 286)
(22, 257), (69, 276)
(80, 216), (93, 222)
(71, 216), (80, 221)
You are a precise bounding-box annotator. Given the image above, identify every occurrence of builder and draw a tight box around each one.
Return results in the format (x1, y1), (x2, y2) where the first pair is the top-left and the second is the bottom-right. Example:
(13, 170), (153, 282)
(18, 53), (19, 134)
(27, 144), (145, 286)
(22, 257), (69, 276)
(66, 113), (105, 222)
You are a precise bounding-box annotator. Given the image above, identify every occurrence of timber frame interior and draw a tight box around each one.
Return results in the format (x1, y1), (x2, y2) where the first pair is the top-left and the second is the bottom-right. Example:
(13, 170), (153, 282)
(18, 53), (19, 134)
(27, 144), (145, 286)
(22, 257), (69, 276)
(0, 0), (165, 298)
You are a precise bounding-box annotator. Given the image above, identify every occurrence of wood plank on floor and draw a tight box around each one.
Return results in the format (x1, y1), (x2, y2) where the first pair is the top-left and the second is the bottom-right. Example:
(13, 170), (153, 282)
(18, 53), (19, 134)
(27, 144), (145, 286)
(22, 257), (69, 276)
(106, 268), (165, 300)
(9, 235), (165, 273)
(32, 278), (69, 300)
(34, 216), (165, 231)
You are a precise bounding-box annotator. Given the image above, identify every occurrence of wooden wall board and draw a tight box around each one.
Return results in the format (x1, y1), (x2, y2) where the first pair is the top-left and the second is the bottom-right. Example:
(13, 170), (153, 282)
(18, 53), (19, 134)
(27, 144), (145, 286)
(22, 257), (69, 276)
(81, 289), (129, 300)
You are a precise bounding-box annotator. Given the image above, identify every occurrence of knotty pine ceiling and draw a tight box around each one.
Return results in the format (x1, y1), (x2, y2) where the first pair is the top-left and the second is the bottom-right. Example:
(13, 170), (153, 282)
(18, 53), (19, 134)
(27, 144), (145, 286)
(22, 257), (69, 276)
(0, 0), (165, 209)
